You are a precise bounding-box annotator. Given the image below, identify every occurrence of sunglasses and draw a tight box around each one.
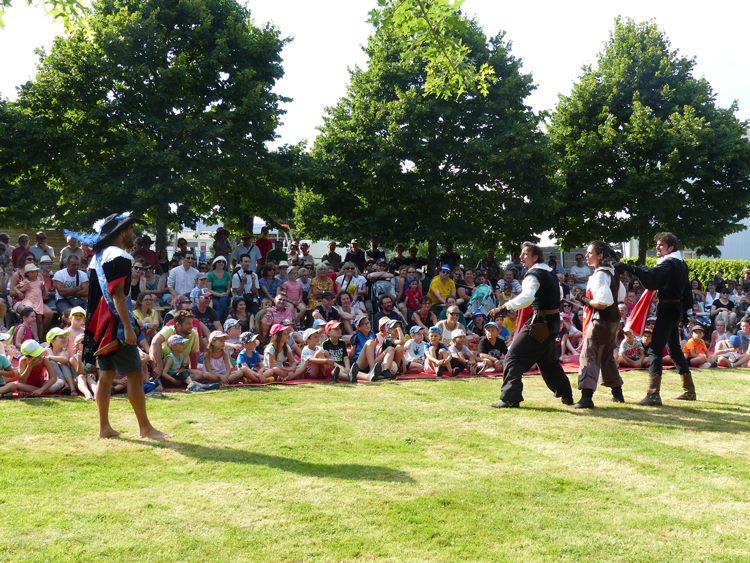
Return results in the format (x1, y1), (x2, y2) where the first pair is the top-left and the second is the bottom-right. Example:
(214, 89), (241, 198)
(449, 312), (459, 316)
(133, 266), (143, 271)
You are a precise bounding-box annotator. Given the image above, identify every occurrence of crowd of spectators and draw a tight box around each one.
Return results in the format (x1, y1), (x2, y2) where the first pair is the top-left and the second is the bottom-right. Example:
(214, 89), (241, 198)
(1, 230), (749, 399)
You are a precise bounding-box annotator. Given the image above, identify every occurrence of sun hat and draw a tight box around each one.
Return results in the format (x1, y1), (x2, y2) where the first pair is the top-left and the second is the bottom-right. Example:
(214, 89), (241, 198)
(409, 325), (424, 334)
(69, 306), (86, 317)
(302, 328), (321, 342)
(167, 335), (188, 347)
(208, 330), (228, 343)
(451, 329), (466, 339)
(64, 212), (146, 253)
(223, 318), (241, 332)
(211, 256), (227, 266)
(20, 339), (44, 357)
(39, 255), (52, 264)
(324, 320), (342, 333)
(24, 263), (40, 273)
(428, 326), (441, 334)
(378, 317), (391, 327)
(278, 261), (289, 268)
(269, 323), (292, 336)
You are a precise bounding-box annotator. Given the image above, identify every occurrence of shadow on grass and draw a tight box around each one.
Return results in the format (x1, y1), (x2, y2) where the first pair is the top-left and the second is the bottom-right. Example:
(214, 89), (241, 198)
(125, 439), (415, 483)
(569, 403), (750, 433)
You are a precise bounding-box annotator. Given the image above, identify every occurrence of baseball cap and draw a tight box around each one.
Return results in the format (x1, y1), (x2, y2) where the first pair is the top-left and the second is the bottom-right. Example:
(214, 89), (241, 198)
(45, 327), (70, 344)
(729, 335), (741, 348)
(240, 331), (260, 344)
(208, 330), (228, 342)
(385, 319), (400, 329)
(324, 320), (342, 333)
(409, 325), (424, 335)
(223, 318), (240, 332)
(302, 328), (321, 342)
(20, 340), (44, 357)
(167, 334), (188, 347)
(428, 326), (441, 334)
(353, 315), (369, 327)
(312, 319), (327, 329)
(269, 323), (292, 336)
(278, 261), (289, 268)
(69, 306), (86, 317)
(451, 329), (466, 339)
(440, 264), (451, 271)
(692, 324), (705, 333)
(321, 291), (333, 299)
(484, 322), (499, 330)
(199, 288), (213, 298)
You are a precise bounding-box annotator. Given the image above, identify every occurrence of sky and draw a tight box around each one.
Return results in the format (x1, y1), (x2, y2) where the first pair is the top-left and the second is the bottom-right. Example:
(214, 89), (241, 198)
(1, 0), (749, 149)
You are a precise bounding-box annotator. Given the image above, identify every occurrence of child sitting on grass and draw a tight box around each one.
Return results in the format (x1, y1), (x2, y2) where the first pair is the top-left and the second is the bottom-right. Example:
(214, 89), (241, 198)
(477, 321), (507, 372)
(448, 329), (484, 376)
(66, 306), (86, 357)
(682, 325), (716, 369)
(45, 327), (77, 396)
(347, 315), (385, 382)
(300, 327), (340, 380)
(0, 336), (39, 398)
(424, 326), (451, 377)
(618, 328), (649, 368)
(202, 331), (239, 385)
(559, 313), (582, 363)
(403, 325), (429, 373)
(71, 333), (97, 400)
(223, 318), (243, 365)
(18, 340), (63, 396)
(236, 332), (271, 384)
(374, 317), (404, 378)
(322, 321), (350, 382)
(714, 334), (748, 369)
(162, 334), (219, 392)
(264, 323), (305, 382)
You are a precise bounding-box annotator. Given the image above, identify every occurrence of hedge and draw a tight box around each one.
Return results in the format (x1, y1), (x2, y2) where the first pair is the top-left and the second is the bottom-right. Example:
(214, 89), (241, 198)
(624, 258), (750, 288)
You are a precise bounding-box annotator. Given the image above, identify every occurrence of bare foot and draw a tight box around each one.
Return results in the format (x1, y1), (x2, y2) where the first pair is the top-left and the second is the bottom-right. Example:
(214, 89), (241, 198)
(99, 427), (121, 439)
(140, 427), (171, 440)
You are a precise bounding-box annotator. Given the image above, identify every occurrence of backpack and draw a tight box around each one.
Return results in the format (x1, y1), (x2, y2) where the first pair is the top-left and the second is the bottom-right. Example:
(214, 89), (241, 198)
(467, 284), (496, 316)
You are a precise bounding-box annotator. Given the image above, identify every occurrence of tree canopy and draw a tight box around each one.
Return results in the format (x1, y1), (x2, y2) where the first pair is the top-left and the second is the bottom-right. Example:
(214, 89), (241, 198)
(549, 17), (750, 261)
(294, 3), (555, 253)
(7, 0), (293, 246)
(0, 0), (85, 28)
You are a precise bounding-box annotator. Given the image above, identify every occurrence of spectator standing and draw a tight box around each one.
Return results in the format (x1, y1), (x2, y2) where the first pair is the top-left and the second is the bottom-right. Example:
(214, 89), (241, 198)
(321, 241), (343, 272)
(265, 239), (287, 265)
(11, 234), (31, 265)
(389, 244), (408, 271)
(255, 226), (273, 265)
(403, 246), (427, 271)
(438, 242), (461, 271)
(53, 255), (89, 314)
(30, 231), (55, 262)
(344, 239), (367, 273)
(172, 238), (191, 261)
(167, 251), (200, 299)
(476, 250), (501, 284)
(231, 254), (260, 314)
(0, 233), (13, 259)
(569, 253), (592, 291)
(59, 236), (84, 270)
(212, 228), (232, 261)
(230, 233), (261, 272)
(132, 235), (159, 270)
(366, 237), (386, 263)
(207, 256), (231, 321)
(297, 242), (316, 269)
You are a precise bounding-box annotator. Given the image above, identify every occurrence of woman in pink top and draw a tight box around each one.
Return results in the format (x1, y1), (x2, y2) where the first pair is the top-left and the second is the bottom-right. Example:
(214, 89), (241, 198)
(281, 267), (307, 326)
(12, 264), (52, 339)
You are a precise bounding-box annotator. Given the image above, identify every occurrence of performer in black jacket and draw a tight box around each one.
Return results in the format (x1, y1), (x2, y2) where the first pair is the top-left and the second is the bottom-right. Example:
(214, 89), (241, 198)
(620, 232), (695, 406)
(490, 242), (573, 408)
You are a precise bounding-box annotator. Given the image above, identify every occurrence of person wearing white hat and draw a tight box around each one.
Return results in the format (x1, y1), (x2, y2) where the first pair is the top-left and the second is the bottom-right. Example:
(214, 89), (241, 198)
(299, 327), (339, 380)
(202, 330), (238, 385)
(448, 329), (485, 376)
(207, 255), (231, 321)
(12, 262), (52, 340)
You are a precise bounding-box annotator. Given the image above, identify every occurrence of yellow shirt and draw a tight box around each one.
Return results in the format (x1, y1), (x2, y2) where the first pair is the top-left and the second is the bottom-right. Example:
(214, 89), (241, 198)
(502, 316), (516, 334)
(428, 276), (456, 305)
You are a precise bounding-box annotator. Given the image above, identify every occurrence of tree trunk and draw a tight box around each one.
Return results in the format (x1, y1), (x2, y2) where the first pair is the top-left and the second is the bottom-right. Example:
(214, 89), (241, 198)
(427, 239), (437, 273)
(153, 203), (169, 254)
(637, 217), (648, 264)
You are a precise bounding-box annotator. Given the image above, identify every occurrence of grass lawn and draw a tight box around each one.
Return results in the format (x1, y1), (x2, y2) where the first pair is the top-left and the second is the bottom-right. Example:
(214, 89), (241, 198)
(1, 369), (749, 561)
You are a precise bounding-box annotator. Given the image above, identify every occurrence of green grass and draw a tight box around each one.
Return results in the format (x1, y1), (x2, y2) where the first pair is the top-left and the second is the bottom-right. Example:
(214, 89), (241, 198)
(1, 369), (749, 561)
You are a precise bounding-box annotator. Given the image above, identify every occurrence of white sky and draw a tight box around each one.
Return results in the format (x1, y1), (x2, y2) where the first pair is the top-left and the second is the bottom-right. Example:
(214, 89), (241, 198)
(1, 0), (748, 148)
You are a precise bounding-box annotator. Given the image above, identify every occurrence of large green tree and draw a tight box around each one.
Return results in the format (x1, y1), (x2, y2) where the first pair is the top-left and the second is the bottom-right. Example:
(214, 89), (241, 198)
(11, 0), (292, 247)
(295, 4), (554, 256)
(549, 17), (750, 262)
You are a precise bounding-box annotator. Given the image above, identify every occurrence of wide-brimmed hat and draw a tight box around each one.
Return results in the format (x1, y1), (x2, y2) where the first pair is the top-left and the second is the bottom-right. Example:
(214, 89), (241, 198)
(24, 263), (40, 273)
(212, 256), (227, 266)
(65, 212), (146, 252)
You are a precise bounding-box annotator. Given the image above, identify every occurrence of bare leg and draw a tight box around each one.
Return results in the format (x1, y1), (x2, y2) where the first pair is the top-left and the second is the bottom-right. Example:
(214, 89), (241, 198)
(96, 370), (120, 438)
(125, 371), (169, 439)
(77, 375), (95, 400)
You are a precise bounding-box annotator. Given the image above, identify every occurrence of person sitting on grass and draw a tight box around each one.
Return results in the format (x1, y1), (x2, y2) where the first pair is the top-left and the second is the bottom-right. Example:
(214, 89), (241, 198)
(322, 321), (350, 382)
(403, 325), (429, 373)
(223, 318), (243, 365)
(682, 325), (716, 369)
(559, 313), (582, 363)
(13, 307), (37, 350)
(477, 321), (508, 373)
(202, 331), (238, 385)
(18, 340), (63, 396)
(71, 333), (97, 400)
(300, 327), (340, 380)
(709, 320), (730, 352)
(448, 329), (485, 376)
(347, 315), (384, 382)
(715, 334), (749, 369)
(618, 328), (649, 368)
(0, 338), (40, 398)
(374, 318), (404, 378)
(66, 306), (86, 356)
(424, 325), (451, 377)
(264, 323), (305, 382)
(312, 291), (341, 324)
(161, 335), (218, 392)
(45, 327), (77, 396)
(236, 332), (271, 384)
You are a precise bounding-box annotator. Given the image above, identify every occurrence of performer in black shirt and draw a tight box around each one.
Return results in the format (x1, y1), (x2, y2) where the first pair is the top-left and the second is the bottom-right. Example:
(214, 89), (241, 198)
(620, 232), (694, 405)
(490, 242), (573, 408)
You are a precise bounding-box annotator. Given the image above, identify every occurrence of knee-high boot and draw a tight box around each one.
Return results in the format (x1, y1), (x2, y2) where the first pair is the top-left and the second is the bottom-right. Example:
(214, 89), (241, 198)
(638, 374), (662, 406)
(674, 371), (696, 401)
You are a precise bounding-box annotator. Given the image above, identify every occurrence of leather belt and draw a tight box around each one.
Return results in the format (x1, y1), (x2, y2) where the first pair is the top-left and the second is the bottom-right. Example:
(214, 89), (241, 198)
(538, 308), (559, 315)
(659, 299), (681, 304)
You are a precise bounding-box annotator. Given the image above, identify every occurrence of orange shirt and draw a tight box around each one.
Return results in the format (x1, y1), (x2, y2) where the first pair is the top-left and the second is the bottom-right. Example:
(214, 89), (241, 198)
(683, 337), (707, 357)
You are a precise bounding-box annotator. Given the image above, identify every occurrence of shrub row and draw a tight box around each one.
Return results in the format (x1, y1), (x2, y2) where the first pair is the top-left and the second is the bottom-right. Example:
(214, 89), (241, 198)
(623, 258), (750, 288)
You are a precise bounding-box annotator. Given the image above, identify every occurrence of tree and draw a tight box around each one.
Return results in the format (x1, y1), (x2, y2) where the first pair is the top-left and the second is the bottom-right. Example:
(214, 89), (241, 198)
(0, 0), (86, 27)
(12, 0), (291, 248)
(549, 17), (750, 262)
(295, 4), (555, 258)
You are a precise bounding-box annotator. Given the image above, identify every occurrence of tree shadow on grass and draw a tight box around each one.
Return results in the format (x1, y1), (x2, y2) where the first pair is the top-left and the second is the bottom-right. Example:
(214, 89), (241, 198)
(124, 438), (415, 483)
(567, 403), (750, 434)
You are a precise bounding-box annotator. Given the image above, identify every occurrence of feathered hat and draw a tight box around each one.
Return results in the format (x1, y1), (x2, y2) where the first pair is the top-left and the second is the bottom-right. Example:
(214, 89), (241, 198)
(64, 212), (146, 252)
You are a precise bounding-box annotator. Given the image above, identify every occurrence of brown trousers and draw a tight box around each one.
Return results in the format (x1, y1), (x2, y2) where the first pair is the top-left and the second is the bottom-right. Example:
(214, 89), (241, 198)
(578, 319), (623, 391)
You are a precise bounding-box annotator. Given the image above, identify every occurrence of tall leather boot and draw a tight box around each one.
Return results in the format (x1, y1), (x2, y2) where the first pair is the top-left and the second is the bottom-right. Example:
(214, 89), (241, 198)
(638, 374), (662, 406)
(674, 371), (696, 401)
(610, 386), (624, 403)
(573, 388), (595, 409)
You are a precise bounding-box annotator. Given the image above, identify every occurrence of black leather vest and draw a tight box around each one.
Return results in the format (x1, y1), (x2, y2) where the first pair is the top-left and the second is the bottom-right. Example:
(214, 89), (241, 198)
(525, 267), (560, 310)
